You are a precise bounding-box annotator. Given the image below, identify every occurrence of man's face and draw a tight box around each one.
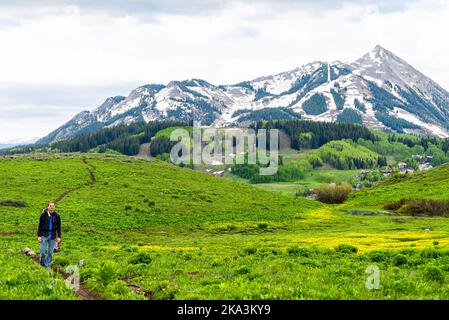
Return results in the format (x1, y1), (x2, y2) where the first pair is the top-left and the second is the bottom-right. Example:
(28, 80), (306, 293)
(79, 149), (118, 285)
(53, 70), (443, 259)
(48, 203), (55, 213)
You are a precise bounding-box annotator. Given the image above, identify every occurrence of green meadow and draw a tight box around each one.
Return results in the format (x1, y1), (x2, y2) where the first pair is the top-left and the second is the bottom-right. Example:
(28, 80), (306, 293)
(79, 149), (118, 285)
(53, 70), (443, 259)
(1, 153), (449, 299)
(251, 168), (359, 197)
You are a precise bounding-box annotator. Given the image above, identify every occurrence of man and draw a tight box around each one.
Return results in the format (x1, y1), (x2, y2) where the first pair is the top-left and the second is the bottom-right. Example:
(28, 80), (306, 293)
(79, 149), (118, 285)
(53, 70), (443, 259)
(40, 207), (61, 253)
(37, 203), (61, 269)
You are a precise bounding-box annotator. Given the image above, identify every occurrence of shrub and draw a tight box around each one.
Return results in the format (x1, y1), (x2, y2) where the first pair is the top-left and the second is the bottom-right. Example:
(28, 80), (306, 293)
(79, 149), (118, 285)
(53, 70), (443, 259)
(257, 223), (268, 230)
(129, 252), (153, 265)
(421, 248), (441, 259)
(314, 183), (351, 204)
(181, 253), (192, 261)
(242, 247), (257, 256)
(231, 164), (259, 180)
(80, 268), (95, 282)
(392, 254), (408, 266)
(210, 260), (221, 267)
(287, 246), (300, 256)
(401, 199), (449, 217)
(152, 280), (178, 299)
(368, 250), (392, 263)
(0, 200), (26, 207)
(95, 262), (117, 287)
(335, 244), (358, 254)
(108, 280), (132, 297)
(384, 199), (407, 211)
(235, 266), (251, 275)
(148, 201), (156, 207)
(52, 257), (70, 268)
(423, 265), (444, 282)
(385, 199), (449, 217)
(287, 246), (314, 257)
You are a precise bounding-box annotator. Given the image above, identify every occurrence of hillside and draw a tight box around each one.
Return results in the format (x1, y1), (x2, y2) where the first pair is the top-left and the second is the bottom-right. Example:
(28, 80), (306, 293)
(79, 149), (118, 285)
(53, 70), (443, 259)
(2, 154), (449, 299)
(346, 163), (449, 209)
(0, 154), (320, 299)
(38, 45), (449, 145)
(305, 140), (381, 170)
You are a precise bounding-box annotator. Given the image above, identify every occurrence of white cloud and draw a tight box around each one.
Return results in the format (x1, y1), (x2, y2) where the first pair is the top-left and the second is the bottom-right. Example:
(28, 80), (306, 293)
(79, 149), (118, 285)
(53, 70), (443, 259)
(0, 0), (449, 141)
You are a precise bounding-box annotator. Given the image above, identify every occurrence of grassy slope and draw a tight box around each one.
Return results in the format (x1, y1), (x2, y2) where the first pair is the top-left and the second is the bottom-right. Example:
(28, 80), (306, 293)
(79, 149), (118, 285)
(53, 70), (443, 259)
(254, 168), (358, 196)
(155, 126), (192, 138)
(0, 155), (88, 299)
(311, 140), (379, 163)
(2, 154), (449, 299)
(346, 163), (449, 208)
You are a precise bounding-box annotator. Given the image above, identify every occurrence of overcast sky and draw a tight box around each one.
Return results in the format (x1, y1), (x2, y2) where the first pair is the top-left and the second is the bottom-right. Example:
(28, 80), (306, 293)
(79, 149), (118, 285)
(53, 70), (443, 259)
(1, 0), (449, 142)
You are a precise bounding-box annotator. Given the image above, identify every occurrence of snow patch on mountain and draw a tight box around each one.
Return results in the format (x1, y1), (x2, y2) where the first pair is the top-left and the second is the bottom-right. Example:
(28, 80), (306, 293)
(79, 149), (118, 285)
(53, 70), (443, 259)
(39, 45), (449, 144)
(392, 107), (449, 138)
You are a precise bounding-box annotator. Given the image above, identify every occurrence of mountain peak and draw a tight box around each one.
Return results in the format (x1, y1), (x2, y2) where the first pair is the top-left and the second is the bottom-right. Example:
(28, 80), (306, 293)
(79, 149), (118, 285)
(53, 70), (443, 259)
(364, 45), (396, 65)
(37, 45), (449, 143)
(373, 44), (386, 52)
(351, 45), (408, 73)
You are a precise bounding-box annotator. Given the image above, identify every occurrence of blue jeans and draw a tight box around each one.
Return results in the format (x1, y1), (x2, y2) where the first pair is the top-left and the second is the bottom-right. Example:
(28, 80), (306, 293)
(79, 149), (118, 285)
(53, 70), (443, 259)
(40, 234), (55, 269)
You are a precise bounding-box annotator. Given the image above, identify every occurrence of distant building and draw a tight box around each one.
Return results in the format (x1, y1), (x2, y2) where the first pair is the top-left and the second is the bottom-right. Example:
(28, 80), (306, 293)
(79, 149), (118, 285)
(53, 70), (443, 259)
(398, 162), (408, 169)
(412, 154), (433, 164)
(380, 168), (393, 178)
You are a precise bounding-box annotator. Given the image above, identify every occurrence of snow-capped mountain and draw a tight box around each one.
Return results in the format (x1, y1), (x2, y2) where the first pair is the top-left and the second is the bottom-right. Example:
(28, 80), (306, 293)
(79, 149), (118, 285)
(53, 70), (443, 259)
(38, 45), (449, 144)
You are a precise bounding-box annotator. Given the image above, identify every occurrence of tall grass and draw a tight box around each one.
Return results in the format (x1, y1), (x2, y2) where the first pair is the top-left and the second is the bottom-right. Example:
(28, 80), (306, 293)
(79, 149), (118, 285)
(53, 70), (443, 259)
(385, 199), (449, 216)
(314, 183), (351, 204)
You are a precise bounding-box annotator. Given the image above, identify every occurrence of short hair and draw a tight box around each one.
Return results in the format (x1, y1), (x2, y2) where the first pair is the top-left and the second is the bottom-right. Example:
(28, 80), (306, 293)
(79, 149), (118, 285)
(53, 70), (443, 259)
(48, 202), (55, 207)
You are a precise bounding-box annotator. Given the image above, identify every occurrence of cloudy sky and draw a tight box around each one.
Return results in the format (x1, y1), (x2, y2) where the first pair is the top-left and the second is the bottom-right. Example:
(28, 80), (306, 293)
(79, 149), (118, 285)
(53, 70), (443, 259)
(1, 0), (449, 142)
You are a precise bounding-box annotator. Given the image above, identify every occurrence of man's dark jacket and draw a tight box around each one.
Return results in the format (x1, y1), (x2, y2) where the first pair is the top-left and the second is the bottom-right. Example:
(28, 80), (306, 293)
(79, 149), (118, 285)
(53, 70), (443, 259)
(37, 209), (61, 240)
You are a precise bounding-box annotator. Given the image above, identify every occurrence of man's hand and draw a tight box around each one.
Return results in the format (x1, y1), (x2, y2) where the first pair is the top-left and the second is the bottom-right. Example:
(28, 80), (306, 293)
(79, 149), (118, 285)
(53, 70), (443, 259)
(38, 236), (42, 244)
(56, 237), (61, 245)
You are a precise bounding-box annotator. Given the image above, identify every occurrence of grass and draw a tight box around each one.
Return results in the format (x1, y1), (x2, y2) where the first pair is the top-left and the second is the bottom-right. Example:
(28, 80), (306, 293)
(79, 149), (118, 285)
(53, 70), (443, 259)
(2, 153), (449, 299)
(0, 249), (75, 299)
(155, 126), (192, 138)
(305, 140), (379, 169)
(279, 148), (307, 164)
(251, 168), (358, 197)
(345, 163), (449, 209)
